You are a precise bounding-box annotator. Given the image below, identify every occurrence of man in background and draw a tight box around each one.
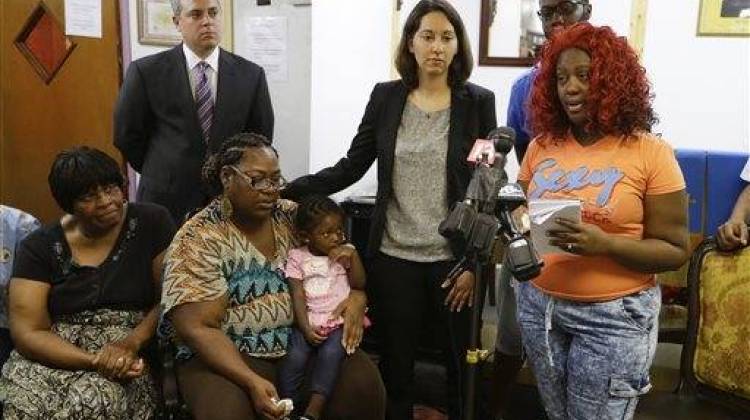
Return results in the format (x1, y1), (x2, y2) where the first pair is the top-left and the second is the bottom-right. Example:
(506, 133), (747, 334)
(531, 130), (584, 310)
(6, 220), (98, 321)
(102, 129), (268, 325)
(506, 0), (591, 161)
(491, 1), (591, 418)
(115, 0), (274, 223)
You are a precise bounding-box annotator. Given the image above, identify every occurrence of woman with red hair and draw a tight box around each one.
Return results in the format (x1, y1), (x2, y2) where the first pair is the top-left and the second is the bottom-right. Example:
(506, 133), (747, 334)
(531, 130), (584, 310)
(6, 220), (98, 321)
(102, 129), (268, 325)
(515, 23), (689, 419)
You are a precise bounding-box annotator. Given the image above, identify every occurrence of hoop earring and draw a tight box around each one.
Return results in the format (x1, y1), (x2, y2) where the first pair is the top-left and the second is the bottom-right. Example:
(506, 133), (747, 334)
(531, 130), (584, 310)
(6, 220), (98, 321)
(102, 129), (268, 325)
(221, 194), (233, 219)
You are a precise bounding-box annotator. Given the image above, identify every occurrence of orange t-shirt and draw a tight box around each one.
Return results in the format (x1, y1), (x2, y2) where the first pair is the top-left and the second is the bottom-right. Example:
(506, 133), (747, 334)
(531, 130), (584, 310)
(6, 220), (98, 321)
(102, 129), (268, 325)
(518, 133), (685, 302)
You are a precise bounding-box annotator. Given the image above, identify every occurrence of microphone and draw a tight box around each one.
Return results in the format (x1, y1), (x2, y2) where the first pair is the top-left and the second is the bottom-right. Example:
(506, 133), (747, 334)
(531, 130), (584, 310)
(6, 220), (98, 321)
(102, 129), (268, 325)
(465, 137), (495, 206)
(439, 126), (541, 287)
(487, 128), (543, 281)
(465, 127), (516, 203)
(496, 183), (526, 235)
(496, 182), (544, 281)
(497, 183), (526, 213)
(488, 127), (515, 155)
(487, 127), (515, 176)
(443, 127), (515, 255)
(466, 127), (516, 170)
(465, 164), (494, 209)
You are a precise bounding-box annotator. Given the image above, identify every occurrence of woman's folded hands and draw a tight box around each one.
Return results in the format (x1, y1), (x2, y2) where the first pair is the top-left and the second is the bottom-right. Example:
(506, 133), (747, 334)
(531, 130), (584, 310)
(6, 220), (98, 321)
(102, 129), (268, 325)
(91, 338), (144, 380)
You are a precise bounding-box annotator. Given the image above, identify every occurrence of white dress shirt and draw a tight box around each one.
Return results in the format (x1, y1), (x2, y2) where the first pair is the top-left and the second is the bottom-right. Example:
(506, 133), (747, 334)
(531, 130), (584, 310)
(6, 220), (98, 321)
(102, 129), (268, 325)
(183, 44), (219, 103)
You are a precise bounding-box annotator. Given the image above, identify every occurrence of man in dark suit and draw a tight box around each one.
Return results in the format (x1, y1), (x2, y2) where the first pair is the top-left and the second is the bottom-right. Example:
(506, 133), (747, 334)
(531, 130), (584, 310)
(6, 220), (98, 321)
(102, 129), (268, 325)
(114, 0), (274, 223)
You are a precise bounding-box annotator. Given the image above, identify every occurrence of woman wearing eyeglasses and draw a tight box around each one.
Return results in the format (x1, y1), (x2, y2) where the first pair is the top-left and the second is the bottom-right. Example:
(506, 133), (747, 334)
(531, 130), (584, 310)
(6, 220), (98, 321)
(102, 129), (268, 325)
(283, 1), (496, 418)
(161, 133), (385, 420)
(1, 147), (176, 419)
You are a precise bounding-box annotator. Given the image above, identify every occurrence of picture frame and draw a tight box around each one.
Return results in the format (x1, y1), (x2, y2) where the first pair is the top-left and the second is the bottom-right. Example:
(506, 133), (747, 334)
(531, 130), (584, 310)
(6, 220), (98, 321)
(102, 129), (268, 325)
(14, 2), (77, 85)
(478, 0), (537, 67)
(697, 0), (750, 36)
(137, 0), (234, 50)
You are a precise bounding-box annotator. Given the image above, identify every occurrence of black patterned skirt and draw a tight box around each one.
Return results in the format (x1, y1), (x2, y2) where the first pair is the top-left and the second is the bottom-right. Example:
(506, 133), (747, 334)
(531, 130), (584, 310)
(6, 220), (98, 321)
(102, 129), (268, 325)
(0, 309), (156, 419)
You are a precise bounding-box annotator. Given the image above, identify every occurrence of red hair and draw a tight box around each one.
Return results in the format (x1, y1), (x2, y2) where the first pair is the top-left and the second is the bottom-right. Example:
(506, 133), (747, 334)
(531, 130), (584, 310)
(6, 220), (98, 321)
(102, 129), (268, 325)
(529, 23), (657, 140)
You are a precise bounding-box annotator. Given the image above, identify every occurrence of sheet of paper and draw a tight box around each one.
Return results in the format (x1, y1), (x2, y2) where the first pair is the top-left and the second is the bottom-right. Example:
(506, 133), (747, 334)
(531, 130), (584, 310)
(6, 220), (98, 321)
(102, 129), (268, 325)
(529, 199), (582, 256)
(244, 17), (288, 82)
(65, 0), (101, 38)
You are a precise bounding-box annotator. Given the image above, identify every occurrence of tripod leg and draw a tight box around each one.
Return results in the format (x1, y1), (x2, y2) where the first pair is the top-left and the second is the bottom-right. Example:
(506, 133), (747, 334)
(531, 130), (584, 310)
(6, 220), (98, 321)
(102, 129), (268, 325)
(463, 262), (489, 420)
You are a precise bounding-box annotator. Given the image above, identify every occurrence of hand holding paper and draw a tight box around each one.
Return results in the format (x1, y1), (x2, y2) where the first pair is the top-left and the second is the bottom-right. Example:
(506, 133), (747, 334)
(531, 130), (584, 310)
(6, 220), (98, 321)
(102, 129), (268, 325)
(529, 199), (581, 255)
(547, 218), (611, 256)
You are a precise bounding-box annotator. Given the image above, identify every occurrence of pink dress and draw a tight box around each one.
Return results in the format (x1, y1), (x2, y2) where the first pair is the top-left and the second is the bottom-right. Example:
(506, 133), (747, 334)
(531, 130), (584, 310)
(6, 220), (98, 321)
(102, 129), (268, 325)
(284, 247), (370, 334)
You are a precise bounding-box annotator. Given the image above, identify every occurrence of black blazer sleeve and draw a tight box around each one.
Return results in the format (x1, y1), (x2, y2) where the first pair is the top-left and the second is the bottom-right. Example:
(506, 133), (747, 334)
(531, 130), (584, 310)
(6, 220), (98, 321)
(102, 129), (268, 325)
(282, 84), (384, 201)
(246, 67), (274, 142)
(114, 62), (152, 172)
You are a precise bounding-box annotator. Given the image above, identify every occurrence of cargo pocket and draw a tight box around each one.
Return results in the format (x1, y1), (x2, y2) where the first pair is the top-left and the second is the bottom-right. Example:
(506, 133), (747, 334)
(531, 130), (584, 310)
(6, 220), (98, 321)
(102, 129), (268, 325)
(607, 375), (652, 419)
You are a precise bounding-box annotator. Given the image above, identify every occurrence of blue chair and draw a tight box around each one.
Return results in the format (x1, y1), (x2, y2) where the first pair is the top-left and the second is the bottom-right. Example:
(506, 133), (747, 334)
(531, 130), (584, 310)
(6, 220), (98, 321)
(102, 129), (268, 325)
(675, 149), (707, 236)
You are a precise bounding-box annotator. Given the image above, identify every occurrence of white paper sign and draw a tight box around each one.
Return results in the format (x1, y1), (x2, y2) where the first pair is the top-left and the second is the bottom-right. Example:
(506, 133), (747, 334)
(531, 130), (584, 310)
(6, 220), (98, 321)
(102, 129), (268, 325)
(245, 17), (288, 82)
(65, 0), (102, 38)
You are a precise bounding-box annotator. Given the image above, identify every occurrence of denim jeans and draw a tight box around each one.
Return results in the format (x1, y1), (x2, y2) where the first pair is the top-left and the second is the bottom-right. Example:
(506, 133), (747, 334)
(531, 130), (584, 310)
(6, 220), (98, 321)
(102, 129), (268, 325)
(517, 281), (660, 420)
(277, 327), (346, 401)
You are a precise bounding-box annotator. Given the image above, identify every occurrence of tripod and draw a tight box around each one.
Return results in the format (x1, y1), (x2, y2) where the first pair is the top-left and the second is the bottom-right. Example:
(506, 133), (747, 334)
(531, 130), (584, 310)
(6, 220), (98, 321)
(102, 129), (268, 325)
(441, 200), (542, 419)
(463, 258), (491, 420)
(443, 222), (497, 420)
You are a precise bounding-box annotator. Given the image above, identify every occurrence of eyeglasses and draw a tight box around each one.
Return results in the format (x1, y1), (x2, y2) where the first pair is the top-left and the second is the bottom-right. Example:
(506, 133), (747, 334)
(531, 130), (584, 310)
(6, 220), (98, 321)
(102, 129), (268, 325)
(78, 184), (121, 205)
(229, 166), (287, 192)
(537, 1), (587, 22)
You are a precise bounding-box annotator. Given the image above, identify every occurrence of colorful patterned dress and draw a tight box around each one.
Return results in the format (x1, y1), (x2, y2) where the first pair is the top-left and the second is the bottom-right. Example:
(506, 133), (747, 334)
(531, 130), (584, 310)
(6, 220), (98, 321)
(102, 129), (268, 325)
(160, 199), (297, 360)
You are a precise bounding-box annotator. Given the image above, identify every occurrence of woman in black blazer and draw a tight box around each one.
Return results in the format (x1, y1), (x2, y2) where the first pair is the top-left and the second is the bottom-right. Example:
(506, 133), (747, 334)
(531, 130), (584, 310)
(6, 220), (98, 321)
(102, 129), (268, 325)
(283, 1), (496, 419)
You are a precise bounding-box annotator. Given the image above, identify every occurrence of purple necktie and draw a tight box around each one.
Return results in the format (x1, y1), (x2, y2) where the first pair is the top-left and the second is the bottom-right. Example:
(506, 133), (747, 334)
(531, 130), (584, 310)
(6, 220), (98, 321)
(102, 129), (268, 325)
(194, 61), (213, 143)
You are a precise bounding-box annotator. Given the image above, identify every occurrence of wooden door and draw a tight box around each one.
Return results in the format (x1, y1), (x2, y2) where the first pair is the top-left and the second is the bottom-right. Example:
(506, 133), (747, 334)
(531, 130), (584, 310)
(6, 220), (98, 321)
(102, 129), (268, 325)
(0, 0), (122, 224)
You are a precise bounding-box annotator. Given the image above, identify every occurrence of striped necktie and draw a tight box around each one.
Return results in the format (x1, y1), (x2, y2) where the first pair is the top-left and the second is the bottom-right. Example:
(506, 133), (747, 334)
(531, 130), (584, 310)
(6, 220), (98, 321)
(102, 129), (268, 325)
(194, 61), (213, 143)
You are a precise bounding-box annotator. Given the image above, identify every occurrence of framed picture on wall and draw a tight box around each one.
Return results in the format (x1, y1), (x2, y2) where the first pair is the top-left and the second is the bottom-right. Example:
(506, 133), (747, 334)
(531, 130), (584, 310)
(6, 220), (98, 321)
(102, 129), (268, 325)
(698, 0), (750, 36)
(137, 0), (234, 50)
(478, 0), (539, 67)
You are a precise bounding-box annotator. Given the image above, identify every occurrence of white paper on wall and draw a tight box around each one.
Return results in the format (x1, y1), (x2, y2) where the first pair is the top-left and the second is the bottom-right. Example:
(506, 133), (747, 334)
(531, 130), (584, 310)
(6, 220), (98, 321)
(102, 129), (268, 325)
(65, 0), (102, 38)
(245, 16), (288, 82)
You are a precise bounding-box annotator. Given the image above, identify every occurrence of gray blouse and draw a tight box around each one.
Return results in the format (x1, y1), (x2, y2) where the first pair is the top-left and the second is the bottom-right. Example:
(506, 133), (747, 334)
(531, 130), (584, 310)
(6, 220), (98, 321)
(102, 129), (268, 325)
(379, 101), (453, 262)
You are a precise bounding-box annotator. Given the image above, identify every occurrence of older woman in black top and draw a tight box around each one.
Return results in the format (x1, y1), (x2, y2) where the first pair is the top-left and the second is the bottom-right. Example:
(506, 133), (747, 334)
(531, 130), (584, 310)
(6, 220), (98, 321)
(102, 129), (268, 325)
(283, 1), (497, 419)
(0, 147), (175, 419)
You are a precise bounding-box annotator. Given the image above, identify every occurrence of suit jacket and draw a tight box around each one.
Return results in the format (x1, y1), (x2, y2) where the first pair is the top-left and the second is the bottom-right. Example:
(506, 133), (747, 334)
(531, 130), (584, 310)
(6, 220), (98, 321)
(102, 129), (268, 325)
(114, 45), (274, 223)
(283, 80), (497, 257)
